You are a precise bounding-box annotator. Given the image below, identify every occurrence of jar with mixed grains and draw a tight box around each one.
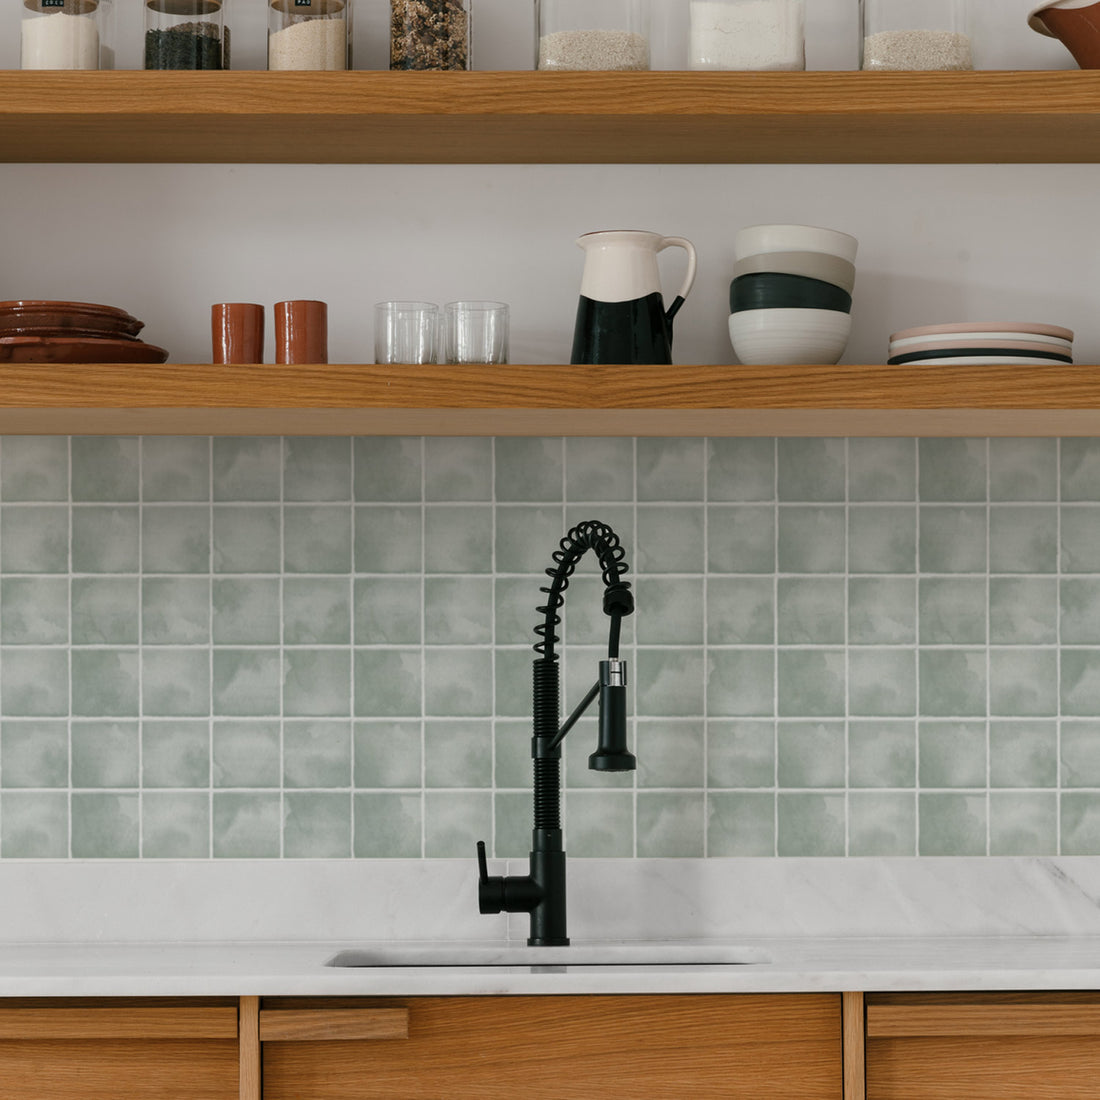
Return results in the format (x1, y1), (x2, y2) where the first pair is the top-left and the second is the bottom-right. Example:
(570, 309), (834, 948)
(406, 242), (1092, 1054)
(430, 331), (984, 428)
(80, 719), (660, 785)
(861, 0), (972, 71)
(390, 0), (470, 70)
(537, 0), (651, 71)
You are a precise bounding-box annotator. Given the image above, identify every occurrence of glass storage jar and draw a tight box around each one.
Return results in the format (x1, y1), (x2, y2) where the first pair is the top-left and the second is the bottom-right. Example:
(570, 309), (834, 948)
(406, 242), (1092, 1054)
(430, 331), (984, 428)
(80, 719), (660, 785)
(269, 0), (350, 70)
(689, 0), (804, 71)
(861, 0), (972, 71)
(390, 0), (470, 70)
(22, 0), (112, 70)
(537, 0), (651, 71)
(145, 0), (227, 70)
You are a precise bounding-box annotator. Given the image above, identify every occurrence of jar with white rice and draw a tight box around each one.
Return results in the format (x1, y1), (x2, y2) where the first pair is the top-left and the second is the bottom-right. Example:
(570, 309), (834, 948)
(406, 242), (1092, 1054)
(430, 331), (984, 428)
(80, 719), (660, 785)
(537, 0), (651, 72)
(861, 0), (973, 71)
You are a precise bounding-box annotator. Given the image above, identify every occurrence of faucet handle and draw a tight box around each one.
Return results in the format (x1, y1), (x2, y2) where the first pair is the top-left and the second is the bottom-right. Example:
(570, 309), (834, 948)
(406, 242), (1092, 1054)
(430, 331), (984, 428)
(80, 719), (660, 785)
(476, 840), (505, 914)
(476, 840), (489, 883)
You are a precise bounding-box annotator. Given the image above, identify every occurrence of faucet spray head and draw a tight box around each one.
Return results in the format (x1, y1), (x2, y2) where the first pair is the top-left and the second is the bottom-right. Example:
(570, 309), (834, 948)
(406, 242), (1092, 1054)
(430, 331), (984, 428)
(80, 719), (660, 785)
(589, 658), (636, 772)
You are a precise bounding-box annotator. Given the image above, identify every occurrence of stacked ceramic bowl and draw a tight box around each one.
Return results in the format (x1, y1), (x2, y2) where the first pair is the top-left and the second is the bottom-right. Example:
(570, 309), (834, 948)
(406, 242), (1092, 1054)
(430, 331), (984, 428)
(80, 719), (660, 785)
(887, 322), (1074, 366)
(729, 224), (858, 366)
(0, 300), (168, 363)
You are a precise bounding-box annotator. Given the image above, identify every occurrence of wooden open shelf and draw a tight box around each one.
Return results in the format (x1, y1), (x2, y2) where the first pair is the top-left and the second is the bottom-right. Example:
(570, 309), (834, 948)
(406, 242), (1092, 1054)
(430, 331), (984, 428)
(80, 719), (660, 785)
(1, 70), (1098, 164)
(0, 363), (1097, 435)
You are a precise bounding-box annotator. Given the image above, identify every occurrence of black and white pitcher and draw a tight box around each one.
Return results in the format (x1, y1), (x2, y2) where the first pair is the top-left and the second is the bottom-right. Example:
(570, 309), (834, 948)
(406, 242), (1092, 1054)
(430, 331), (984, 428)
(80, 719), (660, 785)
(570, 230), (697, 365)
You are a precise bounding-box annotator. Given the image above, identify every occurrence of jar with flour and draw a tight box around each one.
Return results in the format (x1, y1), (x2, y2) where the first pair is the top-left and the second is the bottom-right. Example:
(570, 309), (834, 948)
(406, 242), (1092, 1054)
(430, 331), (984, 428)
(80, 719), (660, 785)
(22, 0), (112, 70)
(861, 0), (972, 71)
(690, 0), (804, 71)
(268, 0), (350, 70)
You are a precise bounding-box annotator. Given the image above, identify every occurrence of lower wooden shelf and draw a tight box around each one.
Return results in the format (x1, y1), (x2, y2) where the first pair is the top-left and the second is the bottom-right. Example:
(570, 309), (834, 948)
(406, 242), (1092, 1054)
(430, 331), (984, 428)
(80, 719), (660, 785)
(0, 363), (1098, 436)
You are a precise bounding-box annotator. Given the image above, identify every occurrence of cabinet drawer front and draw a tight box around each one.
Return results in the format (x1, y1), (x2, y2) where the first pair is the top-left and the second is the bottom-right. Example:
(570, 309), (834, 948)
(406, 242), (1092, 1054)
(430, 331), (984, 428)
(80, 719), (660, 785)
(0, 1006), (238, 1040)
(263, 994), (842, 1100)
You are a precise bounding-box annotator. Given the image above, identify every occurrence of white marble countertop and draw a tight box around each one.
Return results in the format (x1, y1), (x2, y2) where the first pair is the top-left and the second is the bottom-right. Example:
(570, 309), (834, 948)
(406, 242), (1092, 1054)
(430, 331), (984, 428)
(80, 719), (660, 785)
(4, 936), (1100, 998)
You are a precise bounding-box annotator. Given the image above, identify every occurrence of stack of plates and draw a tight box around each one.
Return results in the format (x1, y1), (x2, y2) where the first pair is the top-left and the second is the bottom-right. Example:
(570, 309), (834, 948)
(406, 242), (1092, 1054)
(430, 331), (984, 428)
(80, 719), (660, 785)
(0, 300), (168, 364)
(888, 322), (1074, 366)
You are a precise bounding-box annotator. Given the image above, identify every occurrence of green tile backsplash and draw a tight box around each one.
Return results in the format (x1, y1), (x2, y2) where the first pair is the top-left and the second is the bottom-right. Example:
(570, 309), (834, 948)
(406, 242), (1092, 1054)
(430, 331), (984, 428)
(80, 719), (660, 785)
(0, 435), (1098, 859)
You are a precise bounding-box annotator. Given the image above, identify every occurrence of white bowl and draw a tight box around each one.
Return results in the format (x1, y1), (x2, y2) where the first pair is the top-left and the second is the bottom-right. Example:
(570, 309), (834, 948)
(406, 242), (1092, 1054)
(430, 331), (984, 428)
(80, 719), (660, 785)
(734, 224), (859, 264)
(729, 308), (852, 366)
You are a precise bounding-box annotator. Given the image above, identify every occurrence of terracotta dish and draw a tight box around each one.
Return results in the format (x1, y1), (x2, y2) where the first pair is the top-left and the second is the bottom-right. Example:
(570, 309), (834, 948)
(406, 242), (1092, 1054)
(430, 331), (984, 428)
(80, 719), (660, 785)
(1028, 0), (1100, 68)
(0, 336), (168, 364)
(0, 300), (145, 339)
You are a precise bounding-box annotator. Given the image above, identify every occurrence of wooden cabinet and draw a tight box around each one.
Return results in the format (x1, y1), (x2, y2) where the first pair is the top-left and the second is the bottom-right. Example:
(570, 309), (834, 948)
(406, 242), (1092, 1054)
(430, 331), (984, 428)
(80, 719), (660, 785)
(257, 994), (842, 1099)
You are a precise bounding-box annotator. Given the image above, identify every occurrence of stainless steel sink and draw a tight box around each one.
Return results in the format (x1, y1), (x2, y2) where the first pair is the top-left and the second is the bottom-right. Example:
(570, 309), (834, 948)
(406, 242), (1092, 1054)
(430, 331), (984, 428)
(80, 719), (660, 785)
(327, 943), (770, 967)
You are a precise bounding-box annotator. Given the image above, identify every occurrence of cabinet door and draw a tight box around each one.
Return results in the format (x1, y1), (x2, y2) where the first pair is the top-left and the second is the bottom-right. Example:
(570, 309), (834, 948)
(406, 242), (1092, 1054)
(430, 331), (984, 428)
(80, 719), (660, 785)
(261, 993), (842, 1100)
(0, 997), (240, 1100)
(866, 992), (1100, 1099)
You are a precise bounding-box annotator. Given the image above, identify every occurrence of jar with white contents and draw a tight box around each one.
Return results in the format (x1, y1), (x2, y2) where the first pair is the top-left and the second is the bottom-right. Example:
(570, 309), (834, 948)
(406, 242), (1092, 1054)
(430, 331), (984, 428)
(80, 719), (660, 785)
(537, 0), (651, 72)
(269, 0), (350, 70)
(21, 0), (112, 70)
(861, 0), (973, 71)
(690, 0), (804, 71)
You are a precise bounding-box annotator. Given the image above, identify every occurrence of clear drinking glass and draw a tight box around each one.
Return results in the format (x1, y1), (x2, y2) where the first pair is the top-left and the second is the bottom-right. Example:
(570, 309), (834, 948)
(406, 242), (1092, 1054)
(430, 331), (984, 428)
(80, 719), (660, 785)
(689, 0), (804, 71)
(444, 301), (509, 365)
(375, 301), (439, 365)
(145, 0), (228, 70)
(22, 0), (113, 70)
(268, 0), (350, 71)
(860, 0), (972, 71)
(537, 0), (651, 71)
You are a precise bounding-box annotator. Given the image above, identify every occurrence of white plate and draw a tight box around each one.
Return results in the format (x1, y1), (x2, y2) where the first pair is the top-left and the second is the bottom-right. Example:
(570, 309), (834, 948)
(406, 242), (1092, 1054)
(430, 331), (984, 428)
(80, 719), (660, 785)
(889, 332), (1073, 352)
(892, 355), (1072, 366)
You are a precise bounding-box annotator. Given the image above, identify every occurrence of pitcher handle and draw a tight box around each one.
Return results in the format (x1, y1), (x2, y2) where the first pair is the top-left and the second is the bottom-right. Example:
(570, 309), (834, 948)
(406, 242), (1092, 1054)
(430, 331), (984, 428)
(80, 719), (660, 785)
(658, 236), (697, 323)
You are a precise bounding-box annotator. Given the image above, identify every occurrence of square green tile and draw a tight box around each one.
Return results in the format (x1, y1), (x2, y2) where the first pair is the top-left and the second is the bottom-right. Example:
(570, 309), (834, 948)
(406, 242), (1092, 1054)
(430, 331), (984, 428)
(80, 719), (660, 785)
(424, 790), (492, 857)
(777, 507), (845, 573)
(707, 505), (775, 573)
(1, 505), (68, 573)
(1, 791), (68, 857)
(142, 720), (210, 788)
(919, 506), (986, 573)
(212, 720), (280, 787)
(777, 439), (845, 502)
(637, 438), (704, 501)
(1061, 506), (1100, 572)
(848, 720), (915, 788)
(848, 648), (916, 717)
(565, 438), (634, 502)
(918, 438), (986, 502)
(353, 438), (422, 503)
(637, 505), (705, 573)
(212, 438), (280, 502)
(284, 649), (351, 717)
(212, 506), (281, 573)
(283, 577), (351, 645)
(494, 648), (531, 718)
(141, 437), (210, 502)
(1060, 438), (1100, 500)
(777, 792), (844, 856)
(777, 649), (845, 717)
(284, 720), (351, 787)
(989, 648), (1057, 717)
(424, 648), (492, 717)
(636, 718), (704, 788)
(142, 648), (210, 717)
(71, 720), (139, 787)
(919, 792), (987, 855)
(424, 719), (491, 788)
(211, 578), (277, 645)
(707, 791), (775, 855)
(706, 577), (773, 645)
(144, 578), (211, 645)
(849, 792), (915, 856)
(72, 650), (139, 717)
(777, 577), (844, 644)
(707, 438), (775, 502)
(848, 438), (915, 502)
(425, 438), (493, 501)
(141, 506), (210, 573)
(354, 577), (421, 645)
(989, 791), (1056, 855)
(990, 578), (1057, 645)
(1, 577), (69, 644)
(919, 577), (987, 645)
(1, 437), (68, 502)
(1061, 792), (1100, 855)
(493, 790), (531, 858)
(284, 437), (351, 502)
(424, 577), (492, 645)
(354, 720), (422, 788)
(1061, 651), (1100, 716)
(636, 649), (705, 716)
(142, 792), (209, 858)
(1, 647), (68, 716)
(493, 719), (530, 789)
(1, 720), (68, 788)
(849, 577), (915, 644)
(354, 505), (423, 574)
(1061, 578), (1100, 644)
(919, 650), (986, 716)
(919, 721), (986, 787)
(425, 504), (497, 574)
(565, 790), (635, 856)
(213, 649), (281, 717)
(212, 792), (281, 857)
(990, 720), (1056, 788)
(707, 649), (773, 717)
(285, 505), (352, 573)
(72, 577), (139, 645)
(637, 792), (705, 857)
(1061, 721), (1100, 786)
(495, 438), (563, 502)
(284, 791), (351, 857)
(990, 438), (1056, 501)
(707, 719), (774, 788)
(71, 792), (139, 857)
(636, 577), (704, 645)
(71, 437), (139, 502)
(848, 506), (916, 574)
(777, 721), (845, 787)
(355, 649), (422, 717)
(353, 791), (422, 857)
(989, 506), (1057, 574)
(71, 507), (139, 574)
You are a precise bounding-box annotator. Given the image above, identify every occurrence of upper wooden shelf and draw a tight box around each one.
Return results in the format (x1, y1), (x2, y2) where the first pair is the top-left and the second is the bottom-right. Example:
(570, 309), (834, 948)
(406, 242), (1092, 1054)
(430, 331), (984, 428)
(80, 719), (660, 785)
(0, 70), (1097, 164)
(2, 363), (1099, 436)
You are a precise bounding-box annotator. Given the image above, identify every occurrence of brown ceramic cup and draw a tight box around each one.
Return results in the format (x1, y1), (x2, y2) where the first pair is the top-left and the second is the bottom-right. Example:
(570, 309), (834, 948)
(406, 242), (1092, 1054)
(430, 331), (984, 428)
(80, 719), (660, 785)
(275, 299), (328, 364)
(1029, 0), (1100, 68)
(212, 302), (264, 364)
